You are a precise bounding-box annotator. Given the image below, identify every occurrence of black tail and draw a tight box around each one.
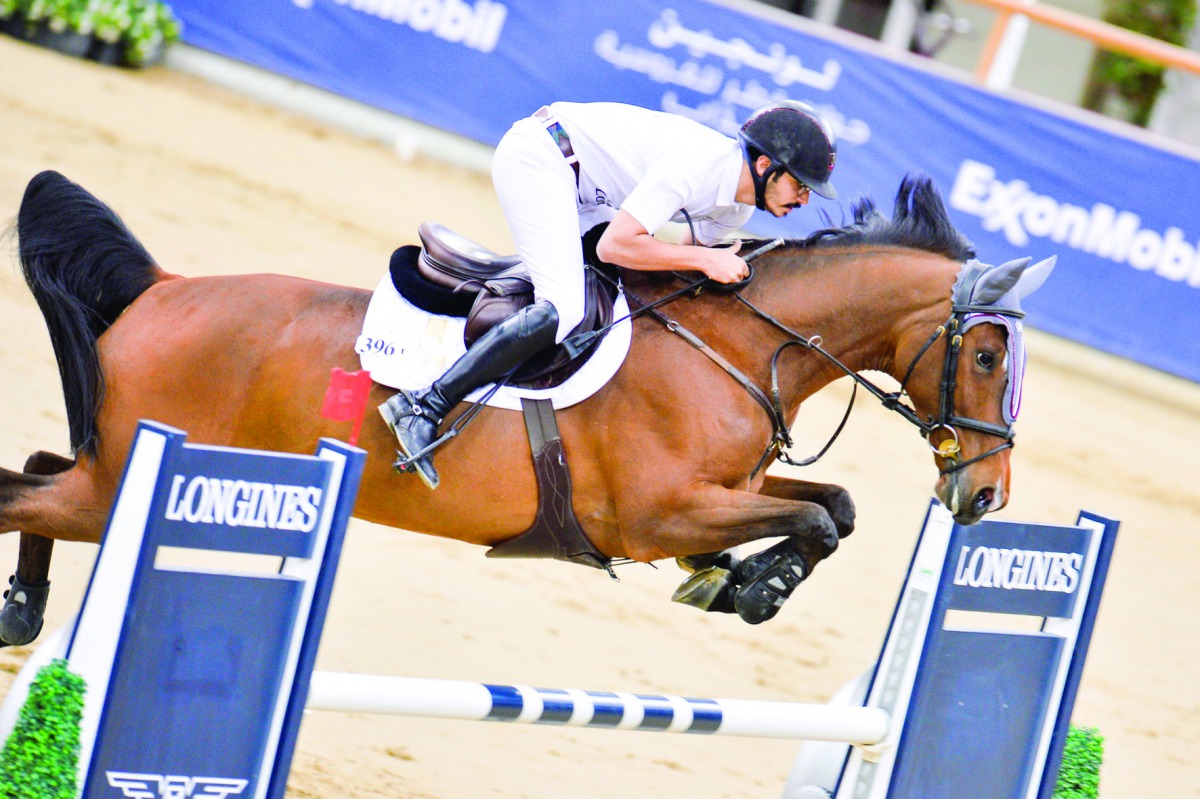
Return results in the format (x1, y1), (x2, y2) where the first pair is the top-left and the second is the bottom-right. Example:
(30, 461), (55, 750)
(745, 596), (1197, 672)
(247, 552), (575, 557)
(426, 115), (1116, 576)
(16, 171), (165, 457)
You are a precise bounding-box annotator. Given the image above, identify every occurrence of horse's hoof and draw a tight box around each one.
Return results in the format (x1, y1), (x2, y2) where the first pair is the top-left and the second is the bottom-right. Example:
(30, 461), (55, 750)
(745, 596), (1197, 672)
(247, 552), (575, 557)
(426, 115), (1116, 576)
(675, 549), (742, 575)
(671, 566), (737, 613)
(0, 575), (50, 647)
(733, 550), (808, 625)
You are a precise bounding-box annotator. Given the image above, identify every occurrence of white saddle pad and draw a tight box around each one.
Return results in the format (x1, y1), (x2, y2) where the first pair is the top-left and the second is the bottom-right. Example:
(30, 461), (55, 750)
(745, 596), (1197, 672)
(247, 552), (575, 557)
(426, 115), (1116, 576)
(356, 273), (633, 411)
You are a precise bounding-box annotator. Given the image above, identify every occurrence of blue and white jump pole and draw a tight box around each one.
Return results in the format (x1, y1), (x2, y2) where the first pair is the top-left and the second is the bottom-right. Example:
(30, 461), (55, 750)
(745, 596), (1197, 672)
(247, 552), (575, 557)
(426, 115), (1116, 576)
(306, 672), (892, 743)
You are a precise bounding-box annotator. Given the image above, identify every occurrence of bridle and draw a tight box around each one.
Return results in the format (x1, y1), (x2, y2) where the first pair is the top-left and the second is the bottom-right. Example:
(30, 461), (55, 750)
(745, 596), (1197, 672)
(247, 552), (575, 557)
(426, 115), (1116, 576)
(593, 245), (1021, 480)
(880, 300), (1020, 475)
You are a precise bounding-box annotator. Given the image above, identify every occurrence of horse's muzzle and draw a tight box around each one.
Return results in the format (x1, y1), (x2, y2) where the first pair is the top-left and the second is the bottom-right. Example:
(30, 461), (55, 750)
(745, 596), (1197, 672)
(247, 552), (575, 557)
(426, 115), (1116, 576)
(937, 470), (1005, 526)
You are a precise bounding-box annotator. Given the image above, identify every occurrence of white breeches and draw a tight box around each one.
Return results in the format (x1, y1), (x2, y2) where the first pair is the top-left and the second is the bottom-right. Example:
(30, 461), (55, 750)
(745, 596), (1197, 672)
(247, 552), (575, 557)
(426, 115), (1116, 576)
(492, 116), (586, 343)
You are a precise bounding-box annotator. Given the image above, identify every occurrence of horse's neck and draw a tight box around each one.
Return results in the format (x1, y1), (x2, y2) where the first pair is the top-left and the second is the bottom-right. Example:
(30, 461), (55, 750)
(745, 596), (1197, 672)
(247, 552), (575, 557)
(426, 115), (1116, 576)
(756, 247), (959, 404)
(622, 249), (958, 413)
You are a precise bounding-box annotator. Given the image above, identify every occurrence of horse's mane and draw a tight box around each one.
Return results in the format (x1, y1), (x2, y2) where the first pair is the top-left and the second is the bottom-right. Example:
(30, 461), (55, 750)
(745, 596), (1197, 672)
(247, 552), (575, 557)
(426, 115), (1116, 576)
(794, 173), (976, 261)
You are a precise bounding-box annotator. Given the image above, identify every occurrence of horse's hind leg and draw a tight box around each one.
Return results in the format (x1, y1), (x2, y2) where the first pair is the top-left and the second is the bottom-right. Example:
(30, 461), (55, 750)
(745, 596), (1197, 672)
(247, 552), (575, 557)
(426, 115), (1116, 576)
(0, 451), (74, 647)
(11, 452), (71, 583)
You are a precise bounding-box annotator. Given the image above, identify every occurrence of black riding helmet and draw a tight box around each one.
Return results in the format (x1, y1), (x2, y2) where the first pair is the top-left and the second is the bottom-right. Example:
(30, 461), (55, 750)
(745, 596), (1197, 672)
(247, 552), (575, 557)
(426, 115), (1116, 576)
(739, 100), (838, 209)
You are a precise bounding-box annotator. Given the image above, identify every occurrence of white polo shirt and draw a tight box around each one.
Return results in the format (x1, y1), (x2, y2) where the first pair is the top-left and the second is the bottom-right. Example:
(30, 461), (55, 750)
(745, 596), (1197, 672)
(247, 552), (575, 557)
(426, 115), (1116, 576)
(549, 102), (754, 245)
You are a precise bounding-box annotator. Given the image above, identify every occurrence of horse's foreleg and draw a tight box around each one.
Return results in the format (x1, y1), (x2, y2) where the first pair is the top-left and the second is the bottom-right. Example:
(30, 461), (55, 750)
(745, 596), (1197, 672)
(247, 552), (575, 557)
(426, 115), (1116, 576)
(676, 475), (854, 572)
(0, 451), (75, 647)
(627, 483), (841, 562)
(758, 475), (855, 539)
(724, 477), (860, 622)
(629, 482), (841, 624)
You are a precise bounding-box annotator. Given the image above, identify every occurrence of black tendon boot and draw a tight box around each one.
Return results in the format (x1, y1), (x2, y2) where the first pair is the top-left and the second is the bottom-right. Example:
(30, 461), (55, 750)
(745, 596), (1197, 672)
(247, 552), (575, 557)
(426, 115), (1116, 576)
(380, 300), (559, 489)
(731, 539), (811, 625)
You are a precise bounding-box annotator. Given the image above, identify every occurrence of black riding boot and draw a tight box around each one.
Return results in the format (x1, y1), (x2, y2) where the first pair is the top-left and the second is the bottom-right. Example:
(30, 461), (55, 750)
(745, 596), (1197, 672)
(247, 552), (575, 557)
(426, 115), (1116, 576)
(379, 300), (559, 489)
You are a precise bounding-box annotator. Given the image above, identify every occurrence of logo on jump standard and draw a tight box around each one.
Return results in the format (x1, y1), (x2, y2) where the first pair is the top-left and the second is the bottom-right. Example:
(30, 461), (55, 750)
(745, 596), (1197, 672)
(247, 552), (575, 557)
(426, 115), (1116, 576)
(952, 545), (1083, 594)
(106, 772), (248, 799)
(163, 474), (323, 532)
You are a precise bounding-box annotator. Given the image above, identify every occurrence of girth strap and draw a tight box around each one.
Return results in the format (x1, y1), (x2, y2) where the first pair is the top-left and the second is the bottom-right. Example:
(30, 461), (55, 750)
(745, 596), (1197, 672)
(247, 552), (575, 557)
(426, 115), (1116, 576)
(485, 398), (615, 575)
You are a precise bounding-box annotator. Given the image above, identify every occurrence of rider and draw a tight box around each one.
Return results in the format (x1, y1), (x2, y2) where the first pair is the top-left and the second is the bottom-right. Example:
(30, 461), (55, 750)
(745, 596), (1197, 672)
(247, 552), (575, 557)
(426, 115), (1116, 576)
(380, 99), (839, 489)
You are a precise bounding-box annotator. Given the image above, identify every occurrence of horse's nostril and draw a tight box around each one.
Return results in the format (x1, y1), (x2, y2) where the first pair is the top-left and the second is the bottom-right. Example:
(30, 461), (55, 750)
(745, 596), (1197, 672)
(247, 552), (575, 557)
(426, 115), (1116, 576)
(974, 487), (996, 512)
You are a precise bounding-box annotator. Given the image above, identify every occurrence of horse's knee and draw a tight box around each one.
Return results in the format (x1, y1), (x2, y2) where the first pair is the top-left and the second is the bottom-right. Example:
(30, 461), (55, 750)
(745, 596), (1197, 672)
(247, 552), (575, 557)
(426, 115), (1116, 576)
(805, 508), (840, 553)
(823, 487), (856, 539)
(780, 505), (839, 556)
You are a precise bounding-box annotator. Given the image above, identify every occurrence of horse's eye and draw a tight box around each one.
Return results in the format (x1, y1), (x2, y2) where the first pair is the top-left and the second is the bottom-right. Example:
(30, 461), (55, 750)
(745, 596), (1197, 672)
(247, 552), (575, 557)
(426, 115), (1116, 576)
(976, 351), (997, 370)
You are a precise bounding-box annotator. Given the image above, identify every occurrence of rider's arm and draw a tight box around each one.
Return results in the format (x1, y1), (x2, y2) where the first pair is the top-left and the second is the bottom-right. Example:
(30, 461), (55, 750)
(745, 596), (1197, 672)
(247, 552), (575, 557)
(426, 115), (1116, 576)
(596, 210), (746, 283)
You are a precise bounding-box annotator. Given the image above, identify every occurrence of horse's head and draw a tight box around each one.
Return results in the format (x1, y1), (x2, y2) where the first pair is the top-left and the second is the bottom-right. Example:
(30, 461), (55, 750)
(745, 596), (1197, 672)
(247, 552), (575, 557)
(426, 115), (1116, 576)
(900, 254), (1056, 524)
(726, 174), (1056, 526)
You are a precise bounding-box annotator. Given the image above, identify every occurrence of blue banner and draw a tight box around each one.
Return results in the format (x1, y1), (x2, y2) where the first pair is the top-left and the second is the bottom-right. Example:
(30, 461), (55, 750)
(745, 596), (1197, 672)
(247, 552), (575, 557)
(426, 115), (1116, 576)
(167, 0), (1200, 382)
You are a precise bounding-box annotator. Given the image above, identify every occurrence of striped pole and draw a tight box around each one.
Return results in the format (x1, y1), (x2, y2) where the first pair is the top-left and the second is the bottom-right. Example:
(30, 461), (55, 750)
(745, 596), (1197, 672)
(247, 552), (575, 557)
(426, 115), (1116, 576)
(306, 672), (891, 745)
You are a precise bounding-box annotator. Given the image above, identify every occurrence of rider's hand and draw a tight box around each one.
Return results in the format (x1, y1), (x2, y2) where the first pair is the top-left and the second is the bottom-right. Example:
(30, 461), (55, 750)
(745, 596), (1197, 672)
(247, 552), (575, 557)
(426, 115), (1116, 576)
(697, 241), (748, 284)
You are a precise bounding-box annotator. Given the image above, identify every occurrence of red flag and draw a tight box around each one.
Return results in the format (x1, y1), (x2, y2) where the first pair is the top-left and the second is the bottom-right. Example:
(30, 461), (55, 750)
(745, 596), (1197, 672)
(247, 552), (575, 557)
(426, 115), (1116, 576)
(321, 368), (373, 446)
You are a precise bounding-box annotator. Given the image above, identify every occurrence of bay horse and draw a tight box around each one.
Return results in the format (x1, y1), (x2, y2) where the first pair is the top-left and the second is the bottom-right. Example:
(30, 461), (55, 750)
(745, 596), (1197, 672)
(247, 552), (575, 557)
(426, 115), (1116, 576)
(0, 170), (1052, 641)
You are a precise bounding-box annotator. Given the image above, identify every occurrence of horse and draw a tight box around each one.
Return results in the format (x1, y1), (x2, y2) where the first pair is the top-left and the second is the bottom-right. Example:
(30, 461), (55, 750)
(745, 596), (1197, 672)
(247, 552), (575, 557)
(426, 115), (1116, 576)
(0, 169), (1053, 641)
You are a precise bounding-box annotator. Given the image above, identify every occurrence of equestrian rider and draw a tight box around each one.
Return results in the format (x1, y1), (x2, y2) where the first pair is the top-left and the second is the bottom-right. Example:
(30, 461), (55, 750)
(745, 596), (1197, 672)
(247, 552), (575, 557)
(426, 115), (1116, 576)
(380, 99), (839, 489)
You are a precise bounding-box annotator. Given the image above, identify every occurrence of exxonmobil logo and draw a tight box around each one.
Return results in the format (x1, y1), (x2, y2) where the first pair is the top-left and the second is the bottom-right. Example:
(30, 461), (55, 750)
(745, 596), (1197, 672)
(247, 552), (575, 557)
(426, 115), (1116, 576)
(314, 0), (509, 53)
(950, 159), (1200, 288)
(164, 475), (323, 532)
(952, 545), (1082, 594)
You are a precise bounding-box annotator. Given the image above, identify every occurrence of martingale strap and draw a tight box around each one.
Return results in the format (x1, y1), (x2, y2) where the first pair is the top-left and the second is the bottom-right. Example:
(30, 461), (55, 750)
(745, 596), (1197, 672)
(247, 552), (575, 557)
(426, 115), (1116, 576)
(485, 398), (616, 576)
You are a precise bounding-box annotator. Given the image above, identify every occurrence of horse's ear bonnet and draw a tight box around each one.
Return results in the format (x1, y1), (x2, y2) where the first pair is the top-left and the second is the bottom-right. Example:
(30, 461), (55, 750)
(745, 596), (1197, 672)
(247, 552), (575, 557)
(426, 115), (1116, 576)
(1014, 255), (1056, 299)
(969, 257), (1030, 304)
(952, 255), (1057, 426)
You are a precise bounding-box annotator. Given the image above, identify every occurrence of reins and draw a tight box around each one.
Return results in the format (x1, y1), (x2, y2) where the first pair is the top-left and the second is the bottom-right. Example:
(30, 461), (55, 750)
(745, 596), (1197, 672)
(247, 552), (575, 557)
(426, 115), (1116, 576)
(422, 239), (1019, 482)
(588, 244), (1020, 480)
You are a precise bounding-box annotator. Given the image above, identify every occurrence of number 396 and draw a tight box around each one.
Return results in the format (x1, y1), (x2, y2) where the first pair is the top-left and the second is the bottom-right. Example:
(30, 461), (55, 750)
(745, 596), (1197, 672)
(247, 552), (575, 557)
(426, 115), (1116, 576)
(355, 336), (396, 356)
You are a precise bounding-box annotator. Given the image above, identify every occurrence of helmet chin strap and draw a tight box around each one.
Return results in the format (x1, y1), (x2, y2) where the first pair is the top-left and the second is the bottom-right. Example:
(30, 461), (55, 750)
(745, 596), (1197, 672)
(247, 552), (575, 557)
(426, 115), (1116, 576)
(751, 158), (785, 211)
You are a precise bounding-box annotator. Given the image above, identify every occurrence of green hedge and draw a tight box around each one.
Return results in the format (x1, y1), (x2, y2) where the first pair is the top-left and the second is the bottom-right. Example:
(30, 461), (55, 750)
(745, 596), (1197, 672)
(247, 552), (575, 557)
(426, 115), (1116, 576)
(0, 0), (182, 67)
(1054, 725), (1105, 799)
(0, 660), (85, 799)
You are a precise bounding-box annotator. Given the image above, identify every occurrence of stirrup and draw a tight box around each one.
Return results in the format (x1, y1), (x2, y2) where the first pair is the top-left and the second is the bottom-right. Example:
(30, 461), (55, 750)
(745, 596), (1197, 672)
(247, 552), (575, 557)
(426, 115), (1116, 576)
(392, 452), (437, 488)
(391, 428), (459, 468)
(380, 392), (441, 488)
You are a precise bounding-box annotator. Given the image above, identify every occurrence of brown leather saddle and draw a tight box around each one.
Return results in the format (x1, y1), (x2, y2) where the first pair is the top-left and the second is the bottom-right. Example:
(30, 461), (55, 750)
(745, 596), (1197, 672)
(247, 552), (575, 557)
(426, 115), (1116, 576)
(386, 222), (620, 573)
(388, 222), (619, 389)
